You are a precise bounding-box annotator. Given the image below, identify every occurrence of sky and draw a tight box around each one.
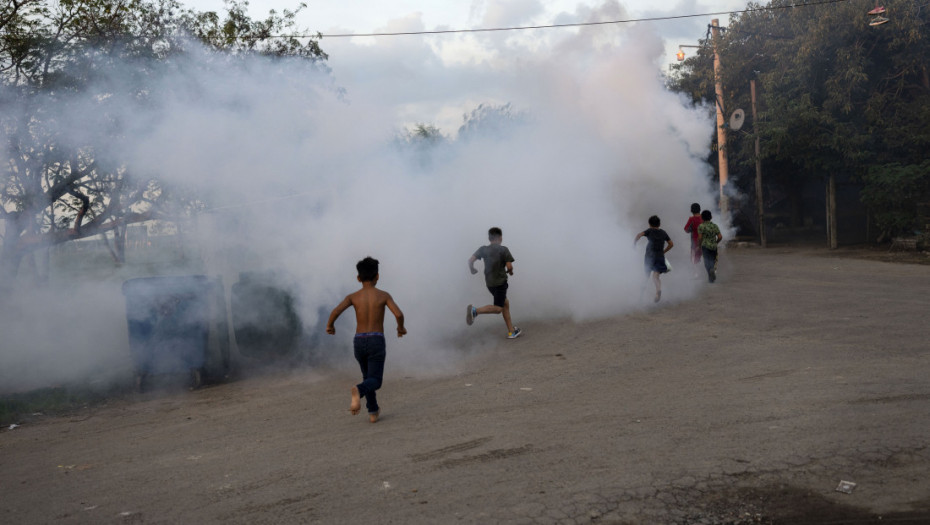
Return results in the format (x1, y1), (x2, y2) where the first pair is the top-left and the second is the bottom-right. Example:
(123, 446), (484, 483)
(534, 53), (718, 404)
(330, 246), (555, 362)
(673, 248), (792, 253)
(186, 0), (748, 37)
(186, 0), (749, 132)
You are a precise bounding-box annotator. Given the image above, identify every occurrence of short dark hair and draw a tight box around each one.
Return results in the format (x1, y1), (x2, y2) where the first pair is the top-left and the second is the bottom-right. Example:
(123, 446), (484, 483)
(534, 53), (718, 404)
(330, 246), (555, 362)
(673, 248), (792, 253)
(488, 227), (502, 241)
(648, 215), (660, 227)
(691, 203), (701, 214)
(701, 210), (712, 221)
(356, 256), (379, 282)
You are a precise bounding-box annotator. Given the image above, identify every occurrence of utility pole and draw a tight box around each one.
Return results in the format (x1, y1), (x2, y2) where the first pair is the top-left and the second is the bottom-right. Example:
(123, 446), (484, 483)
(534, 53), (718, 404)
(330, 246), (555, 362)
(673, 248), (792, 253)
(712, 19), (729, 216)
(751, 79), (766, 247)
(827, 174), (837, 249)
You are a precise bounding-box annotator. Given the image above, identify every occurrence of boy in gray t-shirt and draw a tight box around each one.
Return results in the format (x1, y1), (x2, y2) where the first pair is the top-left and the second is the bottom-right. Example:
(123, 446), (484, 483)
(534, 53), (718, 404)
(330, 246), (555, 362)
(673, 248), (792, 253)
(466, 227), (522, 339)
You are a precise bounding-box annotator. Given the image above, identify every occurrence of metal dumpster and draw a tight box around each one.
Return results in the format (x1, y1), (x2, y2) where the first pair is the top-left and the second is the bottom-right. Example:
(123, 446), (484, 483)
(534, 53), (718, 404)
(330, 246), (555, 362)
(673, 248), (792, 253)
(122, 275), (229, 390)
(230, 271), (302, 361)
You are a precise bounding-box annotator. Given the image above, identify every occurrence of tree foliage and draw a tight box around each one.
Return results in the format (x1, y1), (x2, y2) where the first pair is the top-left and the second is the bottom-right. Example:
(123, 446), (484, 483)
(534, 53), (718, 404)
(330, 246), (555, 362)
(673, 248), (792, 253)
(0, 0), (326, 286)
(457, 103), (527, 141)
(669, 0), (930, 239)
(860, 160), (930, 236)
(393, 104), (527, 171)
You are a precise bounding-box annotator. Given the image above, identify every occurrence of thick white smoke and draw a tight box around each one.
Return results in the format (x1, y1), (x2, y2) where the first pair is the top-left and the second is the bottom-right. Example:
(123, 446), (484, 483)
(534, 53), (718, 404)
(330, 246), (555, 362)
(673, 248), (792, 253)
(0, 3), (722, 391)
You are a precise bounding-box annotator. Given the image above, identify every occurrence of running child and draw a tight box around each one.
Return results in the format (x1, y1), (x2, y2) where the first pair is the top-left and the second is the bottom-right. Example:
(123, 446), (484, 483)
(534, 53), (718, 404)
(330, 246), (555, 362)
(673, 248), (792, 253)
(634, 215), (674, 302)
(698, 210), (723, 283)
(683, 202), (703, 277)
(326, 256), (406, 423)
(466, 227), (522, 339)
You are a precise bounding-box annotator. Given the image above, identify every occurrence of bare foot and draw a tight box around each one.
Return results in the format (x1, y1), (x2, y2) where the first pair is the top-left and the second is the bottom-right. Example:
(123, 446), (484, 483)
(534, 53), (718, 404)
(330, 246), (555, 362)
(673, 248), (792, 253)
(349, 387), (361, 415)
(369, 410), (380, 423)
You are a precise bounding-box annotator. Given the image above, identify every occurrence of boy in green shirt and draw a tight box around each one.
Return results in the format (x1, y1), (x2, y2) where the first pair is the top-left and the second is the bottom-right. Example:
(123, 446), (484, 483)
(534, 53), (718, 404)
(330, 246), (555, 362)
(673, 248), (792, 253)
(698, 210), (723, 283)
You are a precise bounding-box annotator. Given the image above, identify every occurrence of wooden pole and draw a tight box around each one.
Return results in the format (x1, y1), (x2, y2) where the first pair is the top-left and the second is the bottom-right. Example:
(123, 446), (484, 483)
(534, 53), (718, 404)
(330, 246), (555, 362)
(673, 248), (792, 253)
(751, 79), (766, 248)
(825, 179), (831, 246)
(712, 19), (729, 216)
(827, 173), (838, 249)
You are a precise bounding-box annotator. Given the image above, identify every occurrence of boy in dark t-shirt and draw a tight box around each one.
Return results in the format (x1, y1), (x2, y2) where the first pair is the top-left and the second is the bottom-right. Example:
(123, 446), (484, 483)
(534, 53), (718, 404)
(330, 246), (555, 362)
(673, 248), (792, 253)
(634, 215), (674, 302)
(466, 227), (521, 339)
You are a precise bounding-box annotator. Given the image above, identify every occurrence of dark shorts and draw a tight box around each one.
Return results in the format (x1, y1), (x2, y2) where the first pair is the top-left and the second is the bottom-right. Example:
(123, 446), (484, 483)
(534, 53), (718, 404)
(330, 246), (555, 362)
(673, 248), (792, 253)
(487, 283), (508, 307)
(644, 254), (669, 276)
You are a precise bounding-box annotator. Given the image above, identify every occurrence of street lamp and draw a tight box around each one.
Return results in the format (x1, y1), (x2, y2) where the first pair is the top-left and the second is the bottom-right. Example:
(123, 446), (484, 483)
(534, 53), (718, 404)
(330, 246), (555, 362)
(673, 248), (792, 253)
(676, 44), (700, 61)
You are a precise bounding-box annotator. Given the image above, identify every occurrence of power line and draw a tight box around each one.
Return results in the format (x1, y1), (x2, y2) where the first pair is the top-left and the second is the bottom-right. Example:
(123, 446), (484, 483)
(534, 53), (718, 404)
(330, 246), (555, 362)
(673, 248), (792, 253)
(294, 0), (852, 39)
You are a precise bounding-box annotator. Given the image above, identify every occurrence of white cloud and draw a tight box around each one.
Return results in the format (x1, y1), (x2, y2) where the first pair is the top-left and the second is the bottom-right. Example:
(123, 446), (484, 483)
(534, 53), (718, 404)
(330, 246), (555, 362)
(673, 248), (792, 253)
(481, 0), (544, 27)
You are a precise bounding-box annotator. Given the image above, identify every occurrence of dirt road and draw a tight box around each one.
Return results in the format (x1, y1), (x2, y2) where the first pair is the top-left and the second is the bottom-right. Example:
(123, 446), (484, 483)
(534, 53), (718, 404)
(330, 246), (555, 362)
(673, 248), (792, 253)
(2, 247), (929, 524)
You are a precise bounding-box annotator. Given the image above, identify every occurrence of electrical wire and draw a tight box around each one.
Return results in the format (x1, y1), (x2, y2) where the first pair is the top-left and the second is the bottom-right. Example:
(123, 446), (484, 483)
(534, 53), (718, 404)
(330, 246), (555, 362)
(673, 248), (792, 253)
(285, 0), (854, 39)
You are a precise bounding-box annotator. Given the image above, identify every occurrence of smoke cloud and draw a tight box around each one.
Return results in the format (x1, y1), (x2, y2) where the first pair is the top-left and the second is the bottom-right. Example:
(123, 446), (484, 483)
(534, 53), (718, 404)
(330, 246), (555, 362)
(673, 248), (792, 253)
(0, 1), (723, 392)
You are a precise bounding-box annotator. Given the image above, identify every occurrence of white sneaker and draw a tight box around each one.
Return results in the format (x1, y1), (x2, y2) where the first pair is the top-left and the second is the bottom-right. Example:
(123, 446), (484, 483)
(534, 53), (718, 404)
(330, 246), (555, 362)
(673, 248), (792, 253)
(466, 304), (476, 326)
(507, 327), (522, 339)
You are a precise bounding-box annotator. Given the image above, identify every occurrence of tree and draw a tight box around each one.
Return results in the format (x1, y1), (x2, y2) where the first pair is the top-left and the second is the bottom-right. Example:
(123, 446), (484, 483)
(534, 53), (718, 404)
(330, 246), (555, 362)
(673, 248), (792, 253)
(392, 104), (527, 172)
(183, 0), (326, 60)
(457, 103), (527, 141)
(669, 0), (930, 243)
(0, 0), (327, 287)
(861, 161), (930, 240)
(392, 123), (446, 171)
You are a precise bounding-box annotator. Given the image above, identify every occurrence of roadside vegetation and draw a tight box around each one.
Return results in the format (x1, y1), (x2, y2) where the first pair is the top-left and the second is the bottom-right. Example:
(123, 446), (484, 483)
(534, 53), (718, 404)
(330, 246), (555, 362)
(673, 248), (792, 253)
(668, 0), (930, 244)
(0, 0), (327, 289)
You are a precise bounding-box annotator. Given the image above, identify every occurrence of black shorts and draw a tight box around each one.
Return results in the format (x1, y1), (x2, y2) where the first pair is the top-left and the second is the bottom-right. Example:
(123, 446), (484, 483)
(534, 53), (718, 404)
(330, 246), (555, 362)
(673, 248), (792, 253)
(644, 254), (669, 276)
(487, 283), (508, 307)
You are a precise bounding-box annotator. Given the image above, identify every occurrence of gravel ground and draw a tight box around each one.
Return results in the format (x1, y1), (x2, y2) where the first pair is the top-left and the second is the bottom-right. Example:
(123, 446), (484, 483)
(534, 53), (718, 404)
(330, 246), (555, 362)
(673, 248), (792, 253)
(2, 246), (929, 524)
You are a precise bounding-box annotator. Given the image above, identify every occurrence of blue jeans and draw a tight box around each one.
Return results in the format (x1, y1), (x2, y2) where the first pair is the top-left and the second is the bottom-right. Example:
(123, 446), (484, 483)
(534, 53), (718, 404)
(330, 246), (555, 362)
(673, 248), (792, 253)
(353, 333), (386, 414)
(702, 247), (718, 282)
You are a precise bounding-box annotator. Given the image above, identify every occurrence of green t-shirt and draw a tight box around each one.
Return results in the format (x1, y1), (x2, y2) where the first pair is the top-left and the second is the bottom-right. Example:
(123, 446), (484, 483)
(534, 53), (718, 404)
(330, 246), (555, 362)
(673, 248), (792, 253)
(698, 221), (721, 250)
(473, 244), (514, 287)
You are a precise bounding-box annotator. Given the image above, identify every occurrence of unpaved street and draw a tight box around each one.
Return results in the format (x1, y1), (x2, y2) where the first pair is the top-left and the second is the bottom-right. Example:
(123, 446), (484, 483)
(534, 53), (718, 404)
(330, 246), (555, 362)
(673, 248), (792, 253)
(2, 247), (930, 524)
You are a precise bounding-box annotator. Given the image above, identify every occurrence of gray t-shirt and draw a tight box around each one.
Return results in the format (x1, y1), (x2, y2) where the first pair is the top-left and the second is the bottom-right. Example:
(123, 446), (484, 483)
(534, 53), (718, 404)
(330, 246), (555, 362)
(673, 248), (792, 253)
(473, 244), (514, 287)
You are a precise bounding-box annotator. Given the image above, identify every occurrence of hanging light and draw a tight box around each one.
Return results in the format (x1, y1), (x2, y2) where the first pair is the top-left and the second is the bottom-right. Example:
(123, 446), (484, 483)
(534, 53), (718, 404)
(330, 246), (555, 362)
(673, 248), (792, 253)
(675, 44), (700, 62)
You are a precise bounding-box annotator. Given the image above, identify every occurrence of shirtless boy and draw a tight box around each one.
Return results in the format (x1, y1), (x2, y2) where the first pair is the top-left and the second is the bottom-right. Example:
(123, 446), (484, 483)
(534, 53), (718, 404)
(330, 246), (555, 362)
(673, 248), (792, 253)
(326, 256), (406, 423)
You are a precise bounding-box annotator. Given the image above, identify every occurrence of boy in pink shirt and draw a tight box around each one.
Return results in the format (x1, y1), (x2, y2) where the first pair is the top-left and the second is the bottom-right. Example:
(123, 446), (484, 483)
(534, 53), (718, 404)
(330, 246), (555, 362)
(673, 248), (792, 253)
(683, 203), (703, 277)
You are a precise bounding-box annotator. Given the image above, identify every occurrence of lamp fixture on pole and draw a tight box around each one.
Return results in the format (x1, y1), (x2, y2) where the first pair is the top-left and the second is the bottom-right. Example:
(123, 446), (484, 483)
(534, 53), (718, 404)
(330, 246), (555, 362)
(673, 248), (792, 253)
(676, 44), (700, 61)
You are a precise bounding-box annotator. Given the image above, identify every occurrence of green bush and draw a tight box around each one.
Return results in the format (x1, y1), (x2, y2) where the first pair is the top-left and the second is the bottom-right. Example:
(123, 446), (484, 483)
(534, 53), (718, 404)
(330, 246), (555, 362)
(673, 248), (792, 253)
(860, 161), (930, 240)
